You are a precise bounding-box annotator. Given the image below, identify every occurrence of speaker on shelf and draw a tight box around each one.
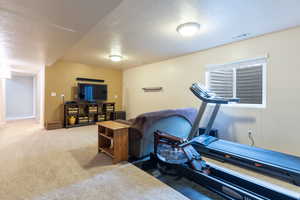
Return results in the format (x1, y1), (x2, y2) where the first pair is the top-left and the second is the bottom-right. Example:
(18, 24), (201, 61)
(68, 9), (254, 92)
(110, 111), (126, 120)
(76, 78), (104, 83)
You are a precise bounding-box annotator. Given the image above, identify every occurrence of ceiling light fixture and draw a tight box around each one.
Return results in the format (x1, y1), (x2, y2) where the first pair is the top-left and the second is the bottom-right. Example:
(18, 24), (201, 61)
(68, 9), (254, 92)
(109, 55), (123, 62)
(176, 22), (201, 37)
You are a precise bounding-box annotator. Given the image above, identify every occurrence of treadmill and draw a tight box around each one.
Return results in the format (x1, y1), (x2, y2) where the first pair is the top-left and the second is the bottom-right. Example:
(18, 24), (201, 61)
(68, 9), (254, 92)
(189, 82), (300, 186)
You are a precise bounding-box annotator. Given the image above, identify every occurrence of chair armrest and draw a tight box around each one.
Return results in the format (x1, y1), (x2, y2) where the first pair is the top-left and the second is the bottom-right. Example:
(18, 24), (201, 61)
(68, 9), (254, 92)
(154, 131), (184, 143)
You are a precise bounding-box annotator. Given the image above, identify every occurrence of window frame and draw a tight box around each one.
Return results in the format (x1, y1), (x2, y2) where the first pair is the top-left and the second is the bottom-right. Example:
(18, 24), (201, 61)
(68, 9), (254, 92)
(205, 58), (267, 109)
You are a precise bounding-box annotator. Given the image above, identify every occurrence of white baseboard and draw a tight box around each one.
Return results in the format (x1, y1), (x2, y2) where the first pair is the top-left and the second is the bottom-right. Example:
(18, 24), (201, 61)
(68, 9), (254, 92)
(6, 116), (36, 121)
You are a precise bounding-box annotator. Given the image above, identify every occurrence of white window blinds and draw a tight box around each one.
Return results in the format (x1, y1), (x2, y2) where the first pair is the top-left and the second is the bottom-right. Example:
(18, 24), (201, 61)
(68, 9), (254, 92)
(209, 69), (233, 98)
(206, 57), (266, 106)
(236, 65), (263, 104)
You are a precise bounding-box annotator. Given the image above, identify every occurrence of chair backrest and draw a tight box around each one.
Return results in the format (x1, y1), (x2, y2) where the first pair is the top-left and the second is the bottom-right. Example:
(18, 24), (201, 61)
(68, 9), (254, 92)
(141, 116), (192, 157)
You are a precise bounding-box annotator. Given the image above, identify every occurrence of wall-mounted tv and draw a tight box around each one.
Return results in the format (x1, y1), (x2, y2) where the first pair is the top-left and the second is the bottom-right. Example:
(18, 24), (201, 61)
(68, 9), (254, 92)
(78, 83), (107, 101)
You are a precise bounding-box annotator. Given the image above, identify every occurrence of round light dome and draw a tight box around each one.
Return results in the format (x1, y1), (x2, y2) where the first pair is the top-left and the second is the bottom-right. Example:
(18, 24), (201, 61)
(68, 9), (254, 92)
(109, 55), (123, 62)
(176, 22), (200, 37)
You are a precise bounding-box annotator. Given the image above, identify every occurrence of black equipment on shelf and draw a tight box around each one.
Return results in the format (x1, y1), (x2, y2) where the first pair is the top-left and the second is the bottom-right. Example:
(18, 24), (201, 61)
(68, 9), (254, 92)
(76, 77), (104, 83)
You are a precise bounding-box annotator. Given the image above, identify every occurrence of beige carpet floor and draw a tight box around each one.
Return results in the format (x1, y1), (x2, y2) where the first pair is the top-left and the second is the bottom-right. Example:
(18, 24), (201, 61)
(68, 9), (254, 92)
(33, 163), (188, 200)
(0, 120), (188, 200)
(0, 119), (299, 200)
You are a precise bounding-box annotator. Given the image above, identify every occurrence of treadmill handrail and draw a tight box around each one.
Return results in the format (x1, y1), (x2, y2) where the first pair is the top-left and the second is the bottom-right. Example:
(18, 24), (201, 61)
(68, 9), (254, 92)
(190, 83), (240, 104)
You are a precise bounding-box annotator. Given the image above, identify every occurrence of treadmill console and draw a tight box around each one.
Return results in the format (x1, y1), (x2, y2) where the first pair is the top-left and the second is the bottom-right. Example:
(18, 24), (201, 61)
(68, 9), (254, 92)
(190, 83), (239, 104)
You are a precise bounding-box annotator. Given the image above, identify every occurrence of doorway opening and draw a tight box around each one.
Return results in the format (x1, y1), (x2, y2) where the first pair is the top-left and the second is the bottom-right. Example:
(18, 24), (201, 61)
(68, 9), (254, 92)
(5, 73), (36, 121)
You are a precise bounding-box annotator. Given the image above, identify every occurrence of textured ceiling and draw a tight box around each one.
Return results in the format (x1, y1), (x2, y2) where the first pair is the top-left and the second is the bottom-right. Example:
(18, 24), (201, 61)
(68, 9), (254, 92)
(63, 0), (300, 69)
(1, 0), (300, 70)
(0, 0), (122, 69)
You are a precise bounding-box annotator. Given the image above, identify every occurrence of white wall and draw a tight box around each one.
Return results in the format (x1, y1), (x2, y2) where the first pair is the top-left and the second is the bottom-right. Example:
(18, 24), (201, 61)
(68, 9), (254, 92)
(37, 66), (45, 126)
(0, 79), (5, 124)
(123, 27), (300, 156)
(5, 75), (35, 120)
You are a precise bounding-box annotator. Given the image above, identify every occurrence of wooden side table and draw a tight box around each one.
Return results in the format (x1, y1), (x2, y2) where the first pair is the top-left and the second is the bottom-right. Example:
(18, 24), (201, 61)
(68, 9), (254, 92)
(97, 121), (130, 164)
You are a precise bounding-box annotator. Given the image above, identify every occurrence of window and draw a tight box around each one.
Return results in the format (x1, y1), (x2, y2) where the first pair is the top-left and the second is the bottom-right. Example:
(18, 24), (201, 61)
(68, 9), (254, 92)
(206, 57), (267, 107)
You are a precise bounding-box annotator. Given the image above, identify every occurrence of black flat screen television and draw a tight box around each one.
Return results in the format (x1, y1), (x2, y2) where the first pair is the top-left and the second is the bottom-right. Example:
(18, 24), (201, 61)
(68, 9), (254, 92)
(78, 83), (107, 101)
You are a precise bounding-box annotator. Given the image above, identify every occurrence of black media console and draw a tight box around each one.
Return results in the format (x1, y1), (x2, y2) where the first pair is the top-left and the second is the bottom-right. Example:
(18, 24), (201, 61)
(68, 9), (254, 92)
(64, 101), (125, 128)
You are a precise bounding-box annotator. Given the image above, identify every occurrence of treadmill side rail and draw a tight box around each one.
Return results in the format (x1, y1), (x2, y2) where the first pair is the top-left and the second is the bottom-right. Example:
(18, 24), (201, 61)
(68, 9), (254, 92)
(192, 136), (300, 186)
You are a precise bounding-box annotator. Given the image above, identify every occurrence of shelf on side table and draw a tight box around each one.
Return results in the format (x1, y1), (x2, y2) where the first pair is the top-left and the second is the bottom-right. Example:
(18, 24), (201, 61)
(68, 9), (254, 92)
(97, 121), (129, 164)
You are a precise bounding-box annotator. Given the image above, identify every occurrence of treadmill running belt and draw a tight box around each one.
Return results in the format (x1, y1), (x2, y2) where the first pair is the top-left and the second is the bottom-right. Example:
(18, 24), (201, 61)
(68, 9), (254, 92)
(204, 139), (300, 173)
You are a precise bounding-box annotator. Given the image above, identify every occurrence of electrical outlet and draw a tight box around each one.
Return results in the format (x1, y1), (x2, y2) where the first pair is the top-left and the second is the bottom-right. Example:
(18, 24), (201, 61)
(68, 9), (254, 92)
(248, 130), (252, 136)
(51, 92), (56, 97)
(248, 130), (254, 146)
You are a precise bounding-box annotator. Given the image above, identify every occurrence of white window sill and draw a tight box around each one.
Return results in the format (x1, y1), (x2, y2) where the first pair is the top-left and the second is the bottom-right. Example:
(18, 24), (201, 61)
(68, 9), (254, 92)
(208, 103), (266, 109)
